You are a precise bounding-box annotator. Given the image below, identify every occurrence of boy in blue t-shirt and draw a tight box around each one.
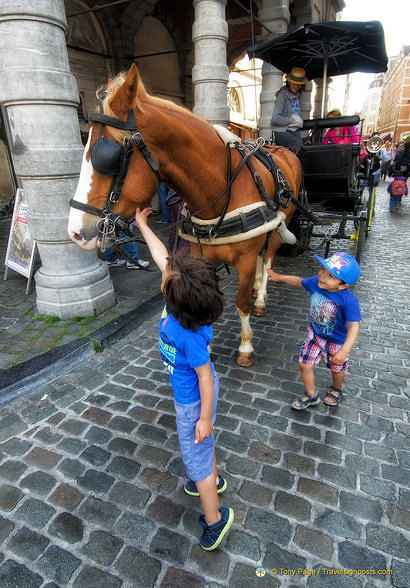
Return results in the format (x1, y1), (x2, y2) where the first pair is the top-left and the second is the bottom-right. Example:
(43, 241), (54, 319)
(134, 207), (233, 551)
(267, 252), (361, 410)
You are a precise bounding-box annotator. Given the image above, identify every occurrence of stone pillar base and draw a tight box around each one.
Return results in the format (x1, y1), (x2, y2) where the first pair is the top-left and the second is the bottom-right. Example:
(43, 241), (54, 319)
(35, 260), (116, 319)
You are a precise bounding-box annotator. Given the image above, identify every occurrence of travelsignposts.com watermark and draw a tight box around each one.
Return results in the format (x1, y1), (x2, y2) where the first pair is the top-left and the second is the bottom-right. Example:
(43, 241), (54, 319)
(254, 567), (393, 578)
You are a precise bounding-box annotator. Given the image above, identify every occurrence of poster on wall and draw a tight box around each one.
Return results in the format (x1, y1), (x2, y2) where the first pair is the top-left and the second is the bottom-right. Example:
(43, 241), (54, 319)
(4, 188), (37, 293)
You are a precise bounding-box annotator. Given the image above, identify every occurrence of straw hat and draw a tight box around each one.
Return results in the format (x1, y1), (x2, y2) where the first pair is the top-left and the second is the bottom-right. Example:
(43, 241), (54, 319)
(285, 67), (308, 85)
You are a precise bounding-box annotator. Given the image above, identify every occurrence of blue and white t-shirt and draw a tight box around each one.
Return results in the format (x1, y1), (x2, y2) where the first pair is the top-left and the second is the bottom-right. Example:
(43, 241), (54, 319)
(159, 307), (214, 404)
(301, 276), (361, 344)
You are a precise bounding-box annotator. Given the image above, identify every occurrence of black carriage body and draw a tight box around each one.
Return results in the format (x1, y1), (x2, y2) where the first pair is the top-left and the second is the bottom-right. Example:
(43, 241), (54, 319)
(297, 142), (361, 213)
(278, 115), (378, 262)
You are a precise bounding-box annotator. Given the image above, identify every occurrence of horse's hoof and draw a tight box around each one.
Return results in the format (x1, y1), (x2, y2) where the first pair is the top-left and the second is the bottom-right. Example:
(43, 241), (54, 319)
(236, 352), (254, 367)
(253, 306), (266, 316)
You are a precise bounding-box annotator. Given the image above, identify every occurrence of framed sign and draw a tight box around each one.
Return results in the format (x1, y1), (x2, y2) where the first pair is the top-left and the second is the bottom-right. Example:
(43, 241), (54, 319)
(0, 102), (19, 218)
(4, 188), (37, 293)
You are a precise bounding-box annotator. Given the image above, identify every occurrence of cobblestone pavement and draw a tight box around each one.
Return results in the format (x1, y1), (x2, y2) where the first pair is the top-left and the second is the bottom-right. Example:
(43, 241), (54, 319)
(0, 185), (408, 587)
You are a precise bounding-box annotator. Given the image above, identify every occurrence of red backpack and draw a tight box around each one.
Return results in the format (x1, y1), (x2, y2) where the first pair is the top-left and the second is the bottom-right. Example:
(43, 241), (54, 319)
(391, 178), (406, 195)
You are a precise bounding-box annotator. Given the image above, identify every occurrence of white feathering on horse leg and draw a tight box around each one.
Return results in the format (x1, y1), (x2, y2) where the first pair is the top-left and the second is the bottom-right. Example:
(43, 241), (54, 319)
(237, 308), (254, 354)
(254, 260), (270, 309)
(277, 221), (297, 244)
(253, 255), (264, 296)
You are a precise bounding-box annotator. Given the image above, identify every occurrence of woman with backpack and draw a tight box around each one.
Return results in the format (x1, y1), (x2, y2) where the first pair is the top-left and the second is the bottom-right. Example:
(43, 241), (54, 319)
(387, 172), (408, 212)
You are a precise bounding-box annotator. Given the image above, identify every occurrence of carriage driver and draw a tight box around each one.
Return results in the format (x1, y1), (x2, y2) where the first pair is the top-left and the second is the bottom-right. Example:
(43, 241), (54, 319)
(267, 252), (361, 409)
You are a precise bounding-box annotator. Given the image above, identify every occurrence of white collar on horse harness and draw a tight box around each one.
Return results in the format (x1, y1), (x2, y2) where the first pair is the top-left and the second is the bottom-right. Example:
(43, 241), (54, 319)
(69, 99), (161, 250)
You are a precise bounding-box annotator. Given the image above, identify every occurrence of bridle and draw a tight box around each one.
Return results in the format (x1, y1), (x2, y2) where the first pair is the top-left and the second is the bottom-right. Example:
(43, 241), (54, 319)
(69, 99), (160, 250)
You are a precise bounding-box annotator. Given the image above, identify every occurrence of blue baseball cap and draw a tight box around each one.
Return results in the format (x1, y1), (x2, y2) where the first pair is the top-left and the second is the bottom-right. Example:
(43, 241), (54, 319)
(314, 252), (360, 285)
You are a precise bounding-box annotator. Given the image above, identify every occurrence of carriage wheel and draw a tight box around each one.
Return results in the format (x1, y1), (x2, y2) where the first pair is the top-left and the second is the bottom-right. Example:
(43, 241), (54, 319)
(365, 187), (376, 239)
(354, 214), (366, 263)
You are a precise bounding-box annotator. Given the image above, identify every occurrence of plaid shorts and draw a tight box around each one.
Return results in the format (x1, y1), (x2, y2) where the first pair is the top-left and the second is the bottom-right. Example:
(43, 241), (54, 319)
(299, 326), (348, 372)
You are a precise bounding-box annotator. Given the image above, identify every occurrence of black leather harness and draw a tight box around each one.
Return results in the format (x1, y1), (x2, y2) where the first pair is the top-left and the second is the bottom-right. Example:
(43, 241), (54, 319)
(70, 99), (296, 255)
(180, 140), (295, 242)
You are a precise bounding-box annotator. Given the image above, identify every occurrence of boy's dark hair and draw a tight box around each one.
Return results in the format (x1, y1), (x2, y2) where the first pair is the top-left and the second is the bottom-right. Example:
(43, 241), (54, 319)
(163, 250), (224, 331)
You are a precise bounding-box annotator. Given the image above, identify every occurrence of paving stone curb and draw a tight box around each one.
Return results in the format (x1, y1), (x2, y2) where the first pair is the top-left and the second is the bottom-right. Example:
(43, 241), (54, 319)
(0, 292), (163, 406)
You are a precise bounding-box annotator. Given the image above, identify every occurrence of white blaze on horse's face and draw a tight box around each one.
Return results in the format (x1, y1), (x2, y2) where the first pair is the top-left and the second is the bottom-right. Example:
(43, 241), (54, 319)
(68, 130), (99, 249)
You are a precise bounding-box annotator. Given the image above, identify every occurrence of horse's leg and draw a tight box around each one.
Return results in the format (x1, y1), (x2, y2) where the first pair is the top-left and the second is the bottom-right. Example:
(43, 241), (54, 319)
(236, 258), (257, 367)
(252, 254), (263, 297)
(253, 253), (269, 316)
(253, 231), (283, 316)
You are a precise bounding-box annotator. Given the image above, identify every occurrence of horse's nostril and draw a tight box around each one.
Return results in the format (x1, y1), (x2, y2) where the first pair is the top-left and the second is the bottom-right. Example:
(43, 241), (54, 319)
(73, 233), (82, 242)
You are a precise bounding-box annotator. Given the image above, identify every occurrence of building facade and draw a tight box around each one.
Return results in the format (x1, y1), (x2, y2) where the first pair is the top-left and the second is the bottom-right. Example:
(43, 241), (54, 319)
(361, 75), (383, 137)
(378, 46), (410, 145)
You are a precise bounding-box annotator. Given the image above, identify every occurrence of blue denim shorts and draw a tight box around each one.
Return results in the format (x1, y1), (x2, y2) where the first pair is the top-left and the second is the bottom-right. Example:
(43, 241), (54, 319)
(174, 375), (219, 482)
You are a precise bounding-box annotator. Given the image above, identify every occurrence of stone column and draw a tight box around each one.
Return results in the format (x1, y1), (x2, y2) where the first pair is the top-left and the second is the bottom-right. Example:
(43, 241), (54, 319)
(256, 0), (291, 139)
(192, 0), (229, 124)
(0, 0), (115, 318)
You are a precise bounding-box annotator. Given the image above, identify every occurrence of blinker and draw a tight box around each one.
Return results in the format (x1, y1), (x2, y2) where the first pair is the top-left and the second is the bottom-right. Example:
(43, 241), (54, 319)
(91, 137), (122, 176)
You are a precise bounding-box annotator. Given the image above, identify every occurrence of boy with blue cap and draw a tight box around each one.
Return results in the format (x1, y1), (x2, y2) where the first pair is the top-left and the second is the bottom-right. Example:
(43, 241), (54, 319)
(267, 252), (361, 409)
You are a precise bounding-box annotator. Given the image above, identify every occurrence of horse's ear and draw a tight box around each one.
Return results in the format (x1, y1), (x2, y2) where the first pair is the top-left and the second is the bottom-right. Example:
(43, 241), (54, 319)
(111, 63), (140, 117)
(124, 63), (140, 106)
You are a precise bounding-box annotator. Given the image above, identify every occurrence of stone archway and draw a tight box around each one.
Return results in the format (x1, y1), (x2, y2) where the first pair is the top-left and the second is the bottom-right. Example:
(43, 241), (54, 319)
(65, 0), (112, 128)
(133, 16), (183, 104)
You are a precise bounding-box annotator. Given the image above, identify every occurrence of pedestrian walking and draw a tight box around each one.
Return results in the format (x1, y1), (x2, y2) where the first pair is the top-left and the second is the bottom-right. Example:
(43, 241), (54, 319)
(166, 187), (190, 252)
(380, 140), (393, 180)
(156, 182), (170, 224)
(133, 207), (234, 551)
(387, 172), (408, 212)
(103, 225), (149, 269)
(267, 252), (361, 410)
(392, 140), (410, 179)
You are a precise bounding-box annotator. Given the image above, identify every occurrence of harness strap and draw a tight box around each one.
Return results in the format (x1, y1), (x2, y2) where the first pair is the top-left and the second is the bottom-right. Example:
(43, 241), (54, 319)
(69, 199), (106, 217)
(180, 203), (279, 240)
(89, 100), (138, 131)
(106, 140), (135, 211)
(132, 133), (161, 182)
(206, 144), (233, 238)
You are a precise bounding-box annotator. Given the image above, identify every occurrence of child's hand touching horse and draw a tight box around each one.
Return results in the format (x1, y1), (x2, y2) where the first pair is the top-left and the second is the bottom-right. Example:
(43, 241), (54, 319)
(133, 207), (168, 271)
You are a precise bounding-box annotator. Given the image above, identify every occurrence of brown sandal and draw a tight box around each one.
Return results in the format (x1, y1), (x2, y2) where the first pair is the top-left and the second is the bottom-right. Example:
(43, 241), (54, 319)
(324, 386), (342, 406)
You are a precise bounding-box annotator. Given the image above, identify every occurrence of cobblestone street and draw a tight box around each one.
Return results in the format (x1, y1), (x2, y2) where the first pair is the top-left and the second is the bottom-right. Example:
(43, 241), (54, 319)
(0, 185), (408, 587)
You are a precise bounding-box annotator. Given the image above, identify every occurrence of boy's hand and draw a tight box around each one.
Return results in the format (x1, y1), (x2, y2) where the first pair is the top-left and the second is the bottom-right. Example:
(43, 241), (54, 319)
(266, 269), (282, 281)
(331, 349), (348, 366)
(194, 418), (213, 444)
(133, 207), (151, 229)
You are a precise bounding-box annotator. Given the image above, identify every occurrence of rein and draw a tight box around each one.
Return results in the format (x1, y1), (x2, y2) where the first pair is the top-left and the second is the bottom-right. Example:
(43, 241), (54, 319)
(70, 98), (296, 256)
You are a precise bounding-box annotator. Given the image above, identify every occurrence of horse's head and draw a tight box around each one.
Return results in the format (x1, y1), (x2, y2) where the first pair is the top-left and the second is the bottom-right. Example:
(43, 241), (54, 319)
(68, 64), (160, 249)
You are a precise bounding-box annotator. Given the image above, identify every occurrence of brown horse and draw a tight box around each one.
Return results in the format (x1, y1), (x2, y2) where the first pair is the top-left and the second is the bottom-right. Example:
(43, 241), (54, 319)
(68, 64), (302, 366)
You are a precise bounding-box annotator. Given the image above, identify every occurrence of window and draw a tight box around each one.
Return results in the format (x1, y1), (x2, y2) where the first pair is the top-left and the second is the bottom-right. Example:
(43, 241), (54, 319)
(228, 88), (242, 113)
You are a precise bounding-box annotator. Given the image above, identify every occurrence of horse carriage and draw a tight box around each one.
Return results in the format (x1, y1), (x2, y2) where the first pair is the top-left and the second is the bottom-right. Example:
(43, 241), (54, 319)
(68, 21), (387, 367)
(277, 114), (383, 263)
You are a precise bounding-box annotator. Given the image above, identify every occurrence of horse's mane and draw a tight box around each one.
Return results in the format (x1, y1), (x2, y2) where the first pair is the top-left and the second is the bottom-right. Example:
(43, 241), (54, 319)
(99, 69), (201, 134)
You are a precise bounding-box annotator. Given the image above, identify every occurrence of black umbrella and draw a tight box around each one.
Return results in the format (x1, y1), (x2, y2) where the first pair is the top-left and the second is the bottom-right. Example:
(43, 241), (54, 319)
(248, 20), (388, 116)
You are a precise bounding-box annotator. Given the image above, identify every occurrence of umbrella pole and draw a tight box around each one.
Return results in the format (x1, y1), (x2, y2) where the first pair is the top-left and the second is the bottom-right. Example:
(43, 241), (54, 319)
(320, 57), (328, 118)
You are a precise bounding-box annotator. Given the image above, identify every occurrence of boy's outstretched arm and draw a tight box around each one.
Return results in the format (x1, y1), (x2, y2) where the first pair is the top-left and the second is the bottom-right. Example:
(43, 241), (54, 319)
(134, 207), (168, 272)
(266, 269), (303, 287)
